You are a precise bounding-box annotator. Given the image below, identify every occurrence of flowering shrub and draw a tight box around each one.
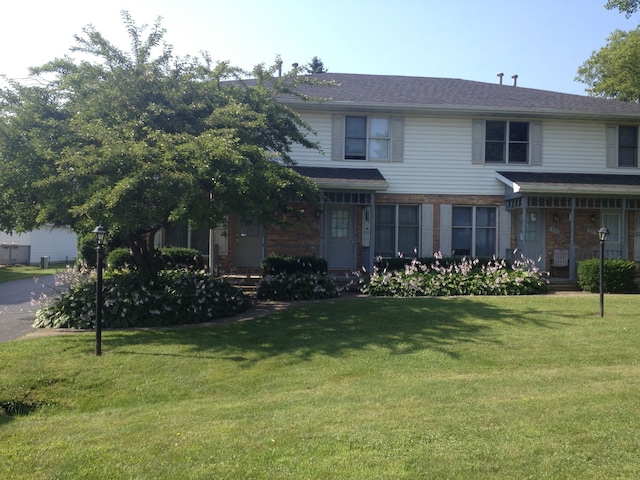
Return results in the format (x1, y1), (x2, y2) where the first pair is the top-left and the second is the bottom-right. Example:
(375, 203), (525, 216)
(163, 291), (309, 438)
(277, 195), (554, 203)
(360, 253), (548, 297)
(257, 272), (339, 301)
(33, 268), (250, 329)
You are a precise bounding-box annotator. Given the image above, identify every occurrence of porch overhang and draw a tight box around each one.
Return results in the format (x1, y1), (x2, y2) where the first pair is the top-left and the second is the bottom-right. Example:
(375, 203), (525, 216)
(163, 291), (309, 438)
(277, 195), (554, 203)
(496, 171), (640, 197)
(292, 166), (389, 191)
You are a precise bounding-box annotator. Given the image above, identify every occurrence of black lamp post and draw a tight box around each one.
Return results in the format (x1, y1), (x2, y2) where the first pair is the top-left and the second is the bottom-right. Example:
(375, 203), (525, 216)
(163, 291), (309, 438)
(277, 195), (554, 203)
(92, 224), (108, 356)
(598, 226), (609, 318)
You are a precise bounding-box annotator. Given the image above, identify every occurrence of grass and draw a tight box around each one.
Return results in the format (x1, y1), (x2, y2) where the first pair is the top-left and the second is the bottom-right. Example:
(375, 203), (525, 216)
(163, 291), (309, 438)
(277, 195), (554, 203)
(1, 294), (639, 479)
(0, 262), (71, 283)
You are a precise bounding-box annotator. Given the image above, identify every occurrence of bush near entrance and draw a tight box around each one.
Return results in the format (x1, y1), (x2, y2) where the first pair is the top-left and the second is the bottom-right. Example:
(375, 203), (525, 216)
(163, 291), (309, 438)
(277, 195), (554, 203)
(577, 259), (638, 293)
(257, 255), (339, 301)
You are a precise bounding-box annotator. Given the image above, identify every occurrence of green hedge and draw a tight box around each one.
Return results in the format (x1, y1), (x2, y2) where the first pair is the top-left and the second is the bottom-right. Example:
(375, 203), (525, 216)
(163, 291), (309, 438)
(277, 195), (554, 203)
(577, 259), (638, 293)
(261, 254), (328, 275)
(106, 247), (205, 272)
(257, 272), (339, 301)
(257, 255), (338, 301)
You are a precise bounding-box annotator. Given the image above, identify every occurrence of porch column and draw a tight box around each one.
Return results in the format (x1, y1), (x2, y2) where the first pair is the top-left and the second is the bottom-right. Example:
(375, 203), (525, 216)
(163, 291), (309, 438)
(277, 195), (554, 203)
(368, 194), (376, 271)
(569, 197), (576, 280)
(621, 201), (628, 259)
(520, 202), (527, 261)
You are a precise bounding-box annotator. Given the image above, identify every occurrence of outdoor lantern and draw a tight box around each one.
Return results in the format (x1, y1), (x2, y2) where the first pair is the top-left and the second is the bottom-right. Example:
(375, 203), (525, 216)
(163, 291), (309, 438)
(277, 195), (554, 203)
(598, 226), (609, 243)
(92, 224), (108, 247)
(92, 224), (107, 355)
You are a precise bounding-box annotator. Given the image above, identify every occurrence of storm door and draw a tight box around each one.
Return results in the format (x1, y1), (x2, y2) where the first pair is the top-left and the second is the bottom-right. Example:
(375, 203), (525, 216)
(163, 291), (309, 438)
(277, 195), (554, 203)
(324, 205), (356, 269)
(515, 209), (545, 268)
(234, 217), (265, 268)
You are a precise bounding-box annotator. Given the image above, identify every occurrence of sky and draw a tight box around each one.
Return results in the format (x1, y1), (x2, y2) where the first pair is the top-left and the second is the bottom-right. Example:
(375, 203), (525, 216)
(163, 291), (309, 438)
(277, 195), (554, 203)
(1, 0), (639, 95)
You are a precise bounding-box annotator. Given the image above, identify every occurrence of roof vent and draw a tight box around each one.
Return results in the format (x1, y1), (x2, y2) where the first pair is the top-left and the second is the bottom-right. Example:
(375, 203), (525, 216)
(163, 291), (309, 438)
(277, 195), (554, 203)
(511, 74), (518, 87)
(497, 72), (504, 85)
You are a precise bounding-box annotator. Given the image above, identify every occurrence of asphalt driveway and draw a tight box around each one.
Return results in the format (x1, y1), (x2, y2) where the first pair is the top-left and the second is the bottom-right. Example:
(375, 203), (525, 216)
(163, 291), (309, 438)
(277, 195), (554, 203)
(0, 275), (55, 342)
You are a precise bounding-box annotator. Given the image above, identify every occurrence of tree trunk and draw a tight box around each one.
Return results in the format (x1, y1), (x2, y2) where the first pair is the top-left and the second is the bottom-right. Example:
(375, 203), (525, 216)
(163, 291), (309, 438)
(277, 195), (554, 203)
(128, 230), (160, 282)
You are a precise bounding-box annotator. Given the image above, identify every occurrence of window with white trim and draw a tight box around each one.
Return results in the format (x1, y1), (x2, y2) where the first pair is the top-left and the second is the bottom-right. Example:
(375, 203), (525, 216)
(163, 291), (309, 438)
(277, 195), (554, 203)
(618, 125), (638, 167)
(452, 206), (497, 257)
(332, 114), (404, 162)
(345, 115), (390, 160)
(375, 205), (419, 257)
(485, 120), (529, 164)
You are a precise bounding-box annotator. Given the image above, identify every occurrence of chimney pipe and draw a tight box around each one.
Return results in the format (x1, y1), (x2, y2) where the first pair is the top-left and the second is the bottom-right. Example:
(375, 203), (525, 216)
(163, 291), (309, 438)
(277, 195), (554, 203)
(497, 72), (504, 85)
(511, 74), (518, 87)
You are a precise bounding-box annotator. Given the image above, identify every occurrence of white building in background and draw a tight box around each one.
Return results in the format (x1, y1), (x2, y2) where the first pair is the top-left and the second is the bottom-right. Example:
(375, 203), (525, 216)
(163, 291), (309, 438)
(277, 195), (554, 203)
(0, 225), (77, 265)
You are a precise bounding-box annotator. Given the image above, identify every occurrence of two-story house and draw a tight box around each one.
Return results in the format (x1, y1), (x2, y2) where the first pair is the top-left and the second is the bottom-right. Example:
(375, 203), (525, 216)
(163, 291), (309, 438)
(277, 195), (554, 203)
(160, 73), (640, 279)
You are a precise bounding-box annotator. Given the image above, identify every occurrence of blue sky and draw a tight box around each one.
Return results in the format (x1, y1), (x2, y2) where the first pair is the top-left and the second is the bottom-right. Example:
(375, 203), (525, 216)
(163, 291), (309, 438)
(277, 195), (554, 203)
(1, 0), (639, 95)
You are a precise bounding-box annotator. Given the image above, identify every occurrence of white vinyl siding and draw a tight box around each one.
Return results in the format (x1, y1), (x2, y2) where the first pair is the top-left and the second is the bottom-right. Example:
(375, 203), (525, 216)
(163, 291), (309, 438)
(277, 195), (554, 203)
(291, 113), (633, 197)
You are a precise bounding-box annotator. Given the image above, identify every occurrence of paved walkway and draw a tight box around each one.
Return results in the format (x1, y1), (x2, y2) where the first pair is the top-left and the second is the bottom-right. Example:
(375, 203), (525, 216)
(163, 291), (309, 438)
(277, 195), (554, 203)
(0, 275), (55, 343)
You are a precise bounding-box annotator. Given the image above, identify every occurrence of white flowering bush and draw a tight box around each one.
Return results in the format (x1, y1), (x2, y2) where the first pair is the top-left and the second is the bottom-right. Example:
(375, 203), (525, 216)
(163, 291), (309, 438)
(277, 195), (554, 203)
(34, 268), (250, 329)
(257, 272), (339, 301)
(360, 253), (548, 297)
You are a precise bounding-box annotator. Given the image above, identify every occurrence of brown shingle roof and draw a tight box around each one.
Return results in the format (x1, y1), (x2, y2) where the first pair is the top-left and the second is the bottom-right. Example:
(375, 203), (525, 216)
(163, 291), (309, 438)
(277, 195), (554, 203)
(284, 73), (640, 119)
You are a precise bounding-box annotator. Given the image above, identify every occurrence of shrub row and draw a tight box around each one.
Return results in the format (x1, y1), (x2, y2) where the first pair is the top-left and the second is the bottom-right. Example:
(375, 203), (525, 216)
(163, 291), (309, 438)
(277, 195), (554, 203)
(376, 256), (511, 272)
(261, 254), (328, 275)
(362, 256), (548, 297)
(577, 259), (638, 293)
(106, 247), (205, 272)
(257, 272), (339, 301)
(257, 254), (338, 301)
(34, 269), (250, 329)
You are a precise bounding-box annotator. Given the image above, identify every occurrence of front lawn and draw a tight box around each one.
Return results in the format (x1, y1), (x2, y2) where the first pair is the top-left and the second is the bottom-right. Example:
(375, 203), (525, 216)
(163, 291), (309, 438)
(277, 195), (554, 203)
(1, 295), (639, 479)
(0, 262), (70, 283)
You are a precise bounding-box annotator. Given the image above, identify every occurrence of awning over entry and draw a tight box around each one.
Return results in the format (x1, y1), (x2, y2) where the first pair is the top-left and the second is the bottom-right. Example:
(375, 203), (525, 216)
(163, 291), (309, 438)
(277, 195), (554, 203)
(496, 171), (640, 196)
(292, 166), (389, 191)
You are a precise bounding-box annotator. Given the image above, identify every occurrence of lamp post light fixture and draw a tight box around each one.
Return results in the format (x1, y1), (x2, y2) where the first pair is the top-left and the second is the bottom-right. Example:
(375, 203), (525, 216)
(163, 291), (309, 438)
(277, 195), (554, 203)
(92, 224), (108, 356)
(598, 226), (609, 318)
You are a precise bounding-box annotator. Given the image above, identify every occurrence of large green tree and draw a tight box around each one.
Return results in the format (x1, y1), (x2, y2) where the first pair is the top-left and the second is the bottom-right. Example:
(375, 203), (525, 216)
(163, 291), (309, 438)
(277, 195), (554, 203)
(605, 0), (640, 17)
(0, 12), (324, 278)
(576, 27), (640, 101)
(576, 1), (640, 100)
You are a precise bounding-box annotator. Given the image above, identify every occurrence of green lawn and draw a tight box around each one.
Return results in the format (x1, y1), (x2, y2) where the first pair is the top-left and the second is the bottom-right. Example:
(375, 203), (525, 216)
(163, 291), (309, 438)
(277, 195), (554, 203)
(1, 295), (639, 479)
(0, 262), (71, 283)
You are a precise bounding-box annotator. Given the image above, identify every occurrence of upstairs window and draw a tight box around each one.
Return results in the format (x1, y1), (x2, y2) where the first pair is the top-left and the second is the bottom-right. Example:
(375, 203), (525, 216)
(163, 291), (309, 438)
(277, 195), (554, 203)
(618, 125), (638, 167)
(606, 124), (639, 168)
(485, 121), (529, 164)
(345, 115), (390, 160)
(472, 119), (541, 165)
(332, 114), (404, 162)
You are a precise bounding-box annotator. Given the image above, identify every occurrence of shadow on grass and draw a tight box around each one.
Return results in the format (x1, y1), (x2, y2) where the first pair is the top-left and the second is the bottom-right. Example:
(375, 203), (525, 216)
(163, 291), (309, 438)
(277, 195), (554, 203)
(106, 296), (555, 364)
